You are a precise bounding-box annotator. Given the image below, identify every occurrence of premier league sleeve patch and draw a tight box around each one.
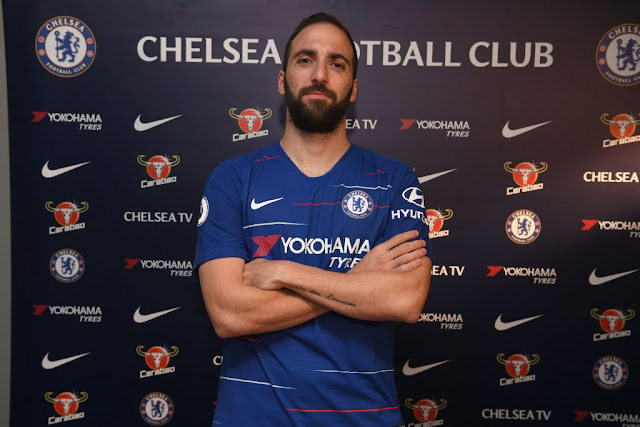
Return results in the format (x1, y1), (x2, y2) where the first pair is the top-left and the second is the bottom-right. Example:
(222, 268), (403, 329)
(35, 16), (96, 78)
(197, 196), (209, 227)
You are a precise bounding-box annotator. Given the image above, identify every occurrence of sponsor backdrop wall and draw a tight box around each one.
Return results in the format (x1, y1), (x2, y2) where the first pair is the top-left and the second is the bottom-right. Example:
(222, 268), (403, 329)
(3, 1), (639, 426)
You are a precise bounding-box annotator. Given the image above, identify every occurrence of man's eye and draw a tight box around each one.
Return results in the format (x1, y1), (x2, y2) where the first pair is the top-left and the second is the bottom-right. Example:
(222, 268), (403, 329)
(298, 58), (311, 64)
(332, 62), (345, 69)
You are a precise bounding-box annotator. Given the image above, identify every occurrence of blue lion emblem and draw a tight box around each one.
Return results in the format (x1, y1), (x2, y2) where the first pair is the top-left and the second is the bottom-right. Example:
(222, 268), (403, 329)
(151, 399), (166, 417)
(616, 38), (640, 71)
(54, 30), (80, 63)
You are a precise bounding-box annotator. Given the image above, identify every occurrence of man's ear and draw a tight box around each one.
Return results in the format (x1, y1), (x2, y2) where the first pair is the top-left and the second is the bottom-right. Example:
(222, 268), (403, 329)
(350, 77), (358, 102)
(278, 70), (286, 95)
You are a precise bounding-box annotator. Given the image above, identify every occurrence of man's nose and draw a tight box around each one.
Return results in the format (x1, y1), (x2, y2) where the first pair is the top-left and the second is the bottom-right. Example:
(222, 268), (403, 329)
(311, 61), (328, 84)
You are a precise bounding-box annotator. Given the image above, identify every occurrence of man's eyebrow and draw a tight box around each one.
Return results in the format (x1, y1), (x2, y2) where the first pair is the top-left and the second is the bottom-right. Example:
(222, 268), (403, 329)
(328, 52), (351, 66)
(291, 49), (352, 67)
(291, 48), (317, 60)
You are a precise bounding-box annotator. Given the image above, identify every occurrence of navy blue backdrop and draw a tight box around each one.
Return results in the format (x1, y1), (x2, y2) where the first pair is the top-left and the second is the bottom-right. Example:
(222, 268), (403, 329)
(4, 1), (639, 425)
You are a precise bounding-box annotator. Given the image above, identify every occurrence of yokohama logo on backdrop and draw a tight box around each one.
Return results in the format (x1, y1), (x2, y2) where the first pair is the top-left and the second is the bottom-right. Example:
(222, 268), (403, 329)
(581, 219), (640, 238)
(124, 258), (193, 277)
(574, 410), (640, 423)
(486, 265), (557, 285)
(399, 118), (470, 137)
(33, 304), (102, 322)
(32, 111), (102, 130)
(419, 312), (463, 330)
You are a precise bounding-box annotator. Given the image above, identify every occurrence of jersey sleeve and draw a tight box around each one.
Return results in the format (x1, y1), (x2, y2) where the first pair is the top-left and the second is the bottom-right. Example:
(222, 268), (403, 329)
(379, 164), (433, 259)
(194, 161), (250, 269)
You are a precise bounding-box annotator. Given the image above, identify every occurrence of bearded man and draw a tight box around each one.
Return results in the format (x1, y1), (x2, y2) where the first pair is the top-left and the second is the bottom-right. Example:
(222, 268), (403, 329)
(195, 12), (432, 426)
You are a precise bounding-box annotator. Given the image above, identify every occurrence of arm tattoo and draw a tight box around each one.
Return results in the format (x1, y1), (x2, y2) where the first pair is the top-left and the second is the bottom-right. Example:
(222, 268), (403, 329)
(293, 286), (321, 297)
(293, 287), (356, 307)
(327, 293), (356, 307)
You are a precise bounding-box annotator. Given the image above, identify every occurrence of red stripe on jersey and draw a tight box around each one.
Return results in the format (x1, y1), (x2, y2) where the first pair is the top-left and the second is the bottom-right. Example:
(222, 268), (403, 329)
(286, 405), (399, 413)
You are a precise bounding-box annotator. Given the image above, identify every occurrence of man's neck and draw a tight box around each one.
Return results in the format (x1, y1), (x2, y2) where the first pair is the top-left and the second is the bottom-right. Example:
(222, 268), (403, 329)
(280, 117), (351, 178)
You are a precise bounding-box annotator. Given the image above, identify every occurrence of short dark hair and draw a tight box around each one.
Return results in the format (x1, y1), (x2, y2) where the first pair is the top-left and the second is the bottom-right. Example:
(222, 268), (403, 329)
(283, 12), (358, 78)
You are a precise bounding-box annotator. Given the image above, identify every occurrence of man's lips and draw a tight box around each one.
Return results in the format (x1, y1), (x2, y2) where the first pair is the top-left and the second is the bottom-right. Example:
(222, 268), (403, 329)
(304, 91), (331, 98)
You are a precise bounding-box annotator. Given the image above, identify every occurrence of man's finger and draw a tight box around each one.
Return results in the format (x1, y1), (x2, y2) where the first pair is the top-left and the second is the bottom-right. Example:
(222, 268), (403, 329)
(391, 248), (427, 269)
(377, 230), (420, 250)
(388, 239), (426, 260)
(394, 257), (422, 272)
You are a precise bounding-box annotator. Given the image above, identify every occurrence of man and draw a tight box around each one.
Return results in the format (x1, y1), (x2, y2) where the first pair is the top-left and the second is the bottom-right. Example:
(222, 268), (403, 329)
(195, 13), (432, 426)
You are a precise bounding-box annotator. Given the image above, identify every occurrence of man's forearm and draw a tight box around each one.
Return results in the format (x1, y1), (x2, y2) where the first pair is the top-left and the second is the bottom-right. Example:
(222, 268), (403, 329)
(266, 258), (431, 323)
(199, 258), (329, 338)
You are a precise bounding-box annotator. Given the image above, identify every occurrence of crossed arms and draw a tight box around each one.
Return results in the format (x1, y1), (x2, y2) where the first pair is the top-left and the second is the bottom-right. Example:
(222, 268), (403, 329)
(199, 230), (431, 338)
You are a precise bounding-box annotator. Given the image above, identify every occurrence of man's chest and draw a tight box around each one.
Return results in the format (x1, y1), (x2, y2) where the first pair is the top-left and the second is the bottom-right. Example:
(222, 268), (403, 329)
(241, 166), (393, 269)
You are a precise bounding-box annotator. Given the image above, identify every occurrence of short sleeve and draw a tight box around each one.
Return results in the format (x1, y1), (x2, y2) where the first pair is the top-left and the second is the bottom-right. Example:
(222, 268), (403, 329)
(378, 164), (432, 259)
(194, 161), (250, 269)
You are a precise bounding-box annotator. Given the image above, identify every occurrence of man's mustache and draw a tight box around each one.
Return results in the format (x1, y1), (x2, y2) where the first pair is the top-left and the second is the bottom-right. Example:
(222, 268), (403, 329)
(299, 84), (337, 101)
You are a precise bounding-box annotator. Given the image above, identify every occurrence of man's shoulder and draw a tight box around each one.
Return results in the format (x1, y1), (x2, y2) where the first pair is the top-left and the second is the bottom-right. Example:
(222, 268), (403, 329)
(351, 144), (412, 175)
(211, 141), (281, 175)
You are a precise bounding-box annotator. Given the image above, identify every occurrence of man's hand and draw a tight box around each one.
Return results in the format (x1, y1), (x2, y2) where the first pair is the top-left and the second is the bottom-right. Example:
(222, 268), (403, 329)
(243, 258), (285, 290)
(349, 230), (426, 274)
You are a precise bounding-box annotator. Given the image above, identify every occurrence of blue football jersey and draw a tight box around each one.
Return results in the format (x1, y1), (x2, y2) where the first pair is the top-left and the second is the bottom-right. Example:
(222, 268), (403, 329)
(195, 141), (431, 426)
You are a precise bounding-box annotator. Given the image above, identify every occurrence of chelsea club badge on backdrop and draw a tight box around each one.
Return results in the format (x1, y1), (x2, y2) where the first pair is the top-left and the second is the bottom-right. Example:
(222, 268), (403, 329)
(35, 16), (96, 78)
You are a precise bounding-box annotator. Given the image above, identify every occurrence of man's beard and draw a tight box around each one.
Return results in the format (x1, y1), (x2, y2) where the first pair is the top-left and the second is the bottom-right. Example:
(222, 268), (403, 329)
(284, 79), (352, 134)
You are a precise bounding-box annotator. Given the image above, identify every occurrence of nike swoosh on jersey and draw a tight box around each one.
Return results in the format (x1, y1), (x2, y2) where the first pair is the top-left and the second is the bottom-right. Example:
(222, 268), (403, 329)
(42, 352), (90, 369)
(134, 114), (182, 131)
(502, 120), (551, 138)
(418, 168), (456, 183)
(494, 314), (543, 331)
(589, 269), (639, 285)
(41, 161), (91, 178)
(251, 197), (284, 210)
(133, 306), (181, 323)
(402, 359), (450, 376)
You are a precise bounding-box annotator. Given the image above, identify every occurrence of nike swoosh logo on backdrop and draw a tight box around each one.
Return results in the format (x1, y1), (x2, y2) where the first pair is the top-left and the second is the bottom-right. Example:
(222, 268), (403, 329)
(41, 161), (90, 178)
(134, 114), (182, 131)
(42, 352), (90, 369)
(133, 306), (181, 323)
(251, 197), (283, 210)
(418, 168), (456, 183)
(589, 269), (639, 286)
(502, 121), (551, 138)
(494, 314), (543, 331)
(402, 359), (450, 376)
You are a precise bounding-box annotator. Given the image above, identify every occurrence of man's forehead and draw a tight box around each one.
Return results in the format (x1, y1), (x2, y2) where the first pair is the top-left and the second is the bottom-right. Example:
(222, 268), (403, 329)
(290, 22), (354, 59)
